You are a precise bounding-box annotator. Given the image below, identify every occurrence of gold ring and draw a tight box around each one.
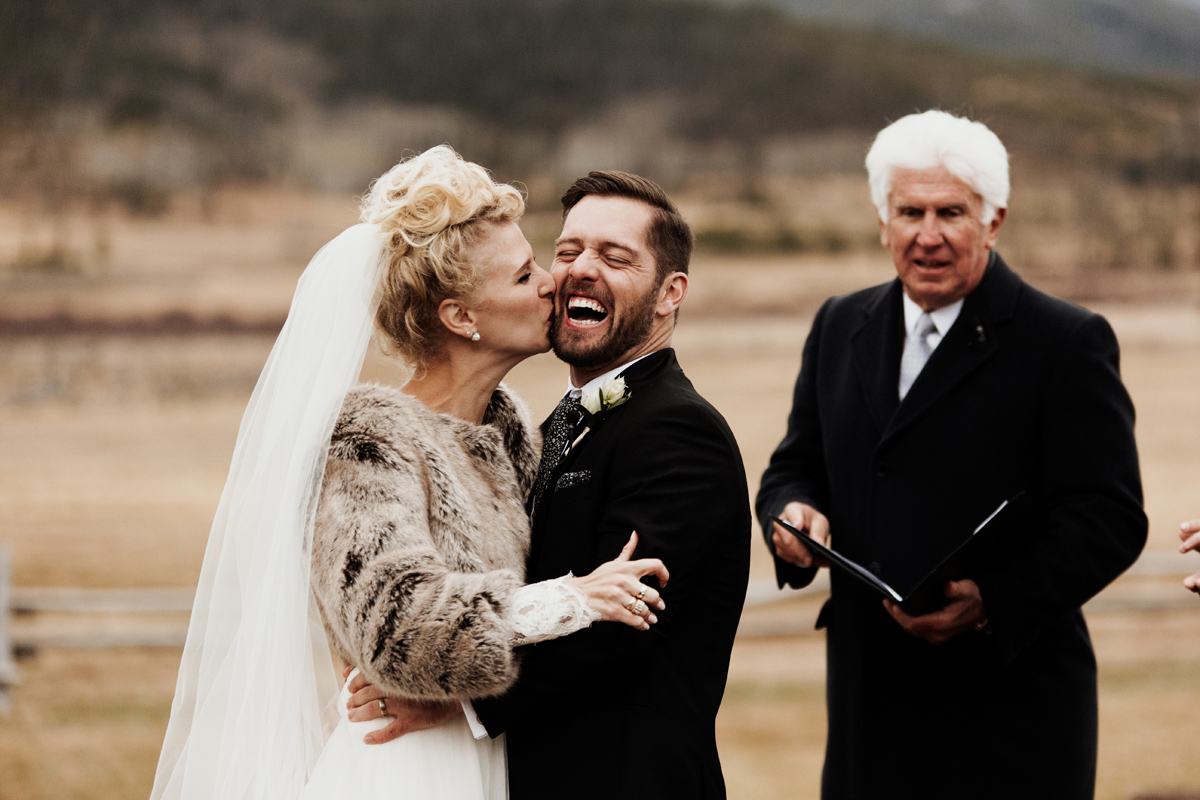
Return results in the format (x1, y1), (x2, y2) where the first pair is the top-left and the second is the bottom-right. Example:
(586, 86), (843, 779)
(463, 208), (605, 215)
(635, 589), (646, 602)
(624, 597), (638, 612)
(631, 599), (648, 616)
(377, 698), (388, 716)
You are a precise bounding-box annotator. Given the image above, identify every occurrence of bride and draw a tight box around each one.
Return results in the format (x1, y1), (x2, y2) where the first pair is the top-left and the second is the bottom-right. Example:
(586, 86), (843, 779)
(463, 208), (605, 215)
(150, 146), (668, 800)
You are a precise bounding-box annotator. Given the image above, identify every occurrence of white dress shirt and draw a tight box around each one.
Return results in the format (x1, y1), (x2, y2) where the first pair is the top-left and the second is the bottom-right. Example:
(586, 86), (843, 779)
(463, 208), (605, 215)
(901, 293), (963, 379)
(564, 351), (657, 401)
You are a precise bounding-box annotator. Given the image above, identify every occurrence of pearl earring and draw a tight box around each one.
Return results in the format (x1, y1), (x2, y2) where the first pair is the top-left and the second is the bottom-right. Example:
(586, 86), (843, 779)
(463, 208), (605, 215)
(470, 331), (481, 342)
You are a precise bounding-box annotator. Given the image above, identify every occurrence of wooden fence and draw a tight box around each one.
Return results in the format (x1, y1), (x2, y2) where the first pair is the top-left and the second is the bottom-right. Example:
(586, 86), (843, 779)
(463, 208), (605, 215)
(0, 545), (1195, 713)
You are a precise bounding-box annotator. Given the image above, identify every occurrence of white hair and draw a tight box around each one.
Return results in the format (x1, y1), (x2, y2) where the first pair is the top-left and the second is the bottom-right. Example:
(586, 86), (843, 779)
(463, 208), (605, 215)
(865, 110), (1009, 224)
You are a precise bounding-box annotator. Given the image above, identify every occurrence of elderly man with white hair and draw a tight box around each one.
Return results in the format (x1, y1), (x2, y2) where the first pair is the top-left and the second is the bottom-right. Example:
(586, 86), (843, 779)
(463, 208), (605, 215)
(757, 110), (1146, 799)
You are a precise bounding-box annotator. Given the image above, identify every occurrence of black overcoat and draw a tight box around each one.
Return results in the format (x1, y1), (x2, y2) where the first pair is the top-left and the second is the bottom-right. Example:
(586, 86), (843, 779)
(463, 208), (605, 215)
(756, 255), (1146, 799)
(475, 348), (752, 800)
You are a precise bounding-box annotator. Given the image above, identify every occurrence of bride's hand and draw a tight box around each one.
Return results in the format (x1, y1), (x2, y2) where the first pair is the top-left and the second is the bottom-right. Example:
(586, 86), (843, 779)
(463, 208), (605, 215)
(565, 531), (669, 631)
(1180, 519), (1200, 593)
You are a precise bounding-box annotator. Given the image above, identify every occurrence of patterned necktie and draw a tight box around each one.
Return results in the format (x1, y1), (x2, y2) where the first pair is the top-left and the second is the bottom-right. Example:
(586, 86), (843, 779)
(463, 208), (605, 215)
(899, 312), (936, 401)
(529, 391), (580, 517)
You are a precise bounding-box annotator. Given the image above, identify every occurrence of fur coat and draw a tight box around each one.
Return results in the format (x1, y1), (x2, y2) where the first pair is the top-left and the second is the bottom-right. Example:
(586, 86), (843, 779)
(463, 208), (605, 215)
(311, 382), (540, 701)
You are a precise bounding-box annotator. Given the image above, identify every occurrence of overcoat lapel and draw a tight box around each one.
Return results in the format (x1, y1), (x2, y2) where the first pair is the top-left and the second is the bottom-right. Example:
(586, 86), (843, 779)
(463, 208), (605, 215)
(850, 282), (904, 435)
(881, 253), (1021, 444)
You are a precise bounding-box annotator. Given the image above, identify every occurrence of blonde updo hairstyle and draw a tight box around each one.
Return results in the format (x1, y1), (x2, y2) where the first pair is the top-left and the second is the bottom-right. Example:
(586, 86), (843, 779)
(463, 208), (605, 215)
(360, 145), (525, 370)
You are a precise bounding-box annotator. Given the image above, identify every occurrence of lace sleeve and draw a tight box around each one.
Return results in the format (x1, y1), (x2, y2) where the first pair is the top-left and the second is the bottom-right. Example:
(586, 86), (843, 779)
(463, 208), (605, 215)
(510, 574), (601, 646)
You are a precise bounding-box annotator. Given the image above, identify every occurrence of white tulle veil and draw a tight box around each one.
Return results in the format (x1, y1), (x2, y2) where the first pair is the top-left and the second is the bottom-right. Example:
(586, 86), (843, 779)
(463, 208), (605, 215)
(151, 222), (388, 800)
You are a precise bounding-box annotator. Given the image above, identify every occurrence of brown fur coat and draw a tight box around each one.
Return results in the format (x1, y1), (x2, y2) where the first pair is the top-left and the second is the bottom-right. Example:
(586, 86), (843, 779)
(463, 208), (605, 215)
(311, 382), (540, 701)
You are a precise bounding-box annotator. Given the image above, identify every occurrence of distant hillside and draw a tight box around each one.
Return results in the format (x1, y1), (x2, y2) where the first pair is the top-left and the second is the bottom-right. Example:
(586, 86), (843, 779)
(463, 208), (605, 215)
(716, 0), (1200, 78)
(1, 0), (1198, 194)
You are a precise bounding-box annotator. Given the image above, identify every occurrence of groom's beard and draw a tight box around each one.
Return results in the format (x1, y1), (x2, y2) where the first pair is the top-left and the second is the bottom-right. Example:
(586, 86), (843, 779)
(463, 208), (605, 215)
(550, 278), (658, 370)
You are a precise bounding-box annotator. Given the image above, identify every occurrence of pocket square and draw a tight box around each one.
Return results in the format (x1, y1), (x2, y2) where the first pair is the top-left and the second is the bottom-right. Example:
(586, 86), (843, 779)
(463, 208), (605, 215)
(555, 470), (591, 491)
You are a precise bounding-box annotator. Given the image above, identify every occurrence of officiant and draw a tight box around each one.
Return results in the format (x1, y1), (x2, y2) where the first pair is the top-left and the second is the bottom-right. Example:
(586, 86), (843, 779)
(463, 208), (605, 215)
(756, 110), (1147, 800)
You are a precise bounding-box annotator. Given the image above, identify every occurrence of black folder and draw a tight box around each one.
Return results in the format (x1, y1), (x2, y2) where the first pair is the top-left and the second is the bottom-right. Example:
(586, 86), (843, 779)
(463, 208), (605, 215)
(771, 493), (1029, 616)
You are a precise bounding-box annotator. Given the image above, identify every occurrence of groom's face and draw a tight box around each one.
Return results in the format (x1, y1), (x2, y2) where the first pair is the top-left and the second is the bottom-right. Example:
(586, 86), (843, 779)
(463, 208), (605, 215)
(549, 196), (662, 371)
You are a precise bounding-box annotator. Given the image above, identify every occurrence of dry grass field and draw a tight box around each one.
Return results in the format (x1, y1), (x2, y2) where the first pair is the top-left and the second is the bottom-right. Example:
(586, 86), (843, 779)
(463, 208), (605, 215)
(0, 195), (1198, 799)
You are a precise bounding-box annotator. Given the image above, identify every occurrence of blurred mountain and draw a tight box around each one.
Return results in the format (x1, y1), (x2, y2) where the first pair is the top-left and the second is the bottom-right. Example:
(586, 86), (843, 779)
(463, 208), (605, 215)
(1, 0), (1198, 196)
(713, 0), (1200, 77)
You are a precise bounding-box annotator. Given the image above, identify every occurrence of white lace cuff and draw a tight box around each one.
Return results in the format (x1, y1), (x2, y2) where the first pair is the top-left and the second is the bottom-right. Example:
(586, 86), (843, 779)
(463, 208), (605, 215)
(510, 573), (601, 646)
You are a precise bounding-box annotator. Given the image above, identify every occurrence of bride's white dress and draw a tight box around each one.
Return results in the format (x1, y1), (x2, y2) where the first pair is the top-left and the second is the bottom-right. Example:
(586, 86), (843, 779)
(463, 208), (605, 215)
(299, 577), (597, 800)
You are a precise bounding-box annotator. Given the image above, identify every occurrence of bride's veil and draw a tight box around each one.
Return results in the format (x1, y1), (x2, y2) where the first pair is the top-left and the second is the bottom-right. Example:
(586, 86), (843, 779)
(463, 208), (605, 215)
(150, 222), (388, 800)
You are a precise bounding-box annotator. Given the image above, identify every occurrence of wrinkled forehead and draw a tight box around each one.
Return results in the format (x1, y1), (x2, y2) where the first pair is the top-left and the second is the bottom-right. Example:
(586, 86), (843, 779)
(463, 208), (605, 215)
(558, 195), (654, 252)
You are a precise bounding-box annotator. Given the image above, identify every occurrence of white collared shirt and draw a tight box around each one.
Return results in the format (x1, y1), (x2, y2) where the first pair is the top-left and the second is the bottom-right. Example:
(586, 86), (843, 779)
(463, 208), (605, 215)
(563, 351), (658, 401)
(901, 293), (963, 359)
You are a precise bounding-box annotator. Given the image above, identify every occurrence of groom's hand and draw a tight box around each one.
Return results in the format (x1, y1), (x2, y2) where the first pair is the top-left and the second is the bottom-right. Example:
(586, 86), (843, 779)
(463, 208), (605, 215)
(345, 667), (461, 745)
(883, 579), (988, 645)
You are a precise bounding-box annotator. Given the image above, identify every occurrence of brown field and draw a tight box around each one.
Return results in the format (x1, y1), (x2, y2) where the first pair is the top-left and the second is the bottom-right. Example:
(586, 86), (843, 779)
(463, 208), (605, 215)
(0, 196), (1198, 799)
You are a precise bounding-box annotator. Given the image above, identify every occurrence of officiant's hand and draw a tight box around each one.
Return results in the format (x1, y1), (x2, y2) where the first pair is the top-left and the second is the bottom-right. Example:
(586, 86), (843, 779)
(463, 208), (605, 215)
(344, 666), (459, 745)
(772, 502), (831, 569)
(883, 579), (987, 645)
(1179, 519), (1200, 593)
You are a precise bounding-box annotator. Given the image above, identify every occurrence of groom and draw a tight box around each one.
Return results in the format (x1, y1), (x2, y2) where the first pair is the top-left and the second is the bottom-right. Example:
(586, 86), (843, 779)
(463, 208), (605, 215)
(351, 171), (752, 798)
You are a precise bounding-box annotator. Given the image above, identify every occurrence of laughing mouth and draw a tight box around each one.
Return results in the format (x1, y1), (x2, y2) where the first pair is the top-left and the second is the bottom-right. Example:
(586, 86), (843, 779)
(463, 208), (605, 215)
(566, 296), (609, 327)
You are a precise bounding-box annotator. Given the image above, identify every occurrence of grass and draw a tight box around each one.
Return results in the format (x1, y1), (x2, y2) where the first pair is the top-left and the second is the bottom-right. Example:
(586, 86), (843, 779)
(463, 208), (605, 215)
(0, 192), (1197, 799)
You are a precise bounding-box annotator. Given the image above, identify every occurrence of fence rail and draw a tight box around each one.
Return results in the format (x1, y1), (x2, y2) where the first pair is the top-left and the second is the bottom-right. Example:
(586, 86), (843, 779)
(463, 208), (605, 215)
(9, 587), (195, 614)
(0, 547), (1195, 712)
(0, 548), (20, 714)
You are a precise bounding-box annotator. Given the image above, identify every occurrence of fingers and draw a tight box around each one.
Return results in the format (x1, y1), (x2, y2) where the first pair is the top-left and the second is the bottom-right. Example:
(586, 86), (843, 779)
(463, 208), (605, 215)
(886, 603), (931, 633)
(772, 527), (814, 567)
(882, 599), (910, 624)
(364, 719), (405, 745)
(943, 580), (970, 600)
(1179, 522), (1200, 553)
(346, 683), (383, 718)
(347, 670), (370, 695)
(617, 608), (654, 631)
(349, 693), (384, 724)
(629, 557), (670, 589)
(613, 584), (661, 629)
(885, 601), (952, 646)
(628, 581), (665, 612)
(885, 582), (983, 645)
(1185, 571), (1200, 593)
(808, 513), (830, 546)
(615, 531), (638, 562)
(771, 502), (832, 569)
(354, 698), (462, 745)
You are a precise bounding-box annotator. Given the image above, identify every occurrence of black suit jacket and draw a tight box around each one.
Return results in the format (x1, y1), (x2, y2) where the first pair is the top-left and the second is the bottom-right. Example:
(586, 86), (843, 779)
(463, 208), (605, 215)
(475, 349), (751, 800)
(756, 255), (1146, 800)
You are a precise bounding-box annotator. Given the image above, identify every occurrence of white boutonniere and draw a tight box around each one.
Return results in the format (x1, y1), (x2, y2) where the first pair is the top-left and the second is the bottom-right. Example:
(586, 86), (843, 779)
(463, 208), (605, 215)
(566, 376), (631, 455)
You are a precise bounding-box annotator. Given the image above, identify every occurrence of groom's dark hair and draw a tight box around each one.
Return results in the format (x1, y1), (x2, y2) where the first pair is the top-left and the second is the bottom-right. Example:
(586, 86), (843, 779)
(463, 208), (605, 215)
(560, 170), (693, 281)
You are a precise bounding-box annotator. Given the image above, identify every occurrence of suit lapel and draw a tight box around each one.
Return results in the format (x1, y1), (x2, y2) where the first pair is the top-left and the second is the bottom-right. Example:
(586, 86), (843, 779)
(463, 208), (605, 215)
(882, 253), (1021, 444)
(528, 349), (676, 544)
(850, 282), (904, 434)
(554, 349), (672, 470)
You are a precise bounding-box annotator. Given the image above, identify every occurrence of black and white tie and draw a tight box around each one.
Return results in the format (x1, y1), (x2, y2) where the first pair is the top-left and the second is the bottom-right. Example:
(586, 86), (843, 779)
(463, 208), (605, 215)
(529, 391), (580, 517)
